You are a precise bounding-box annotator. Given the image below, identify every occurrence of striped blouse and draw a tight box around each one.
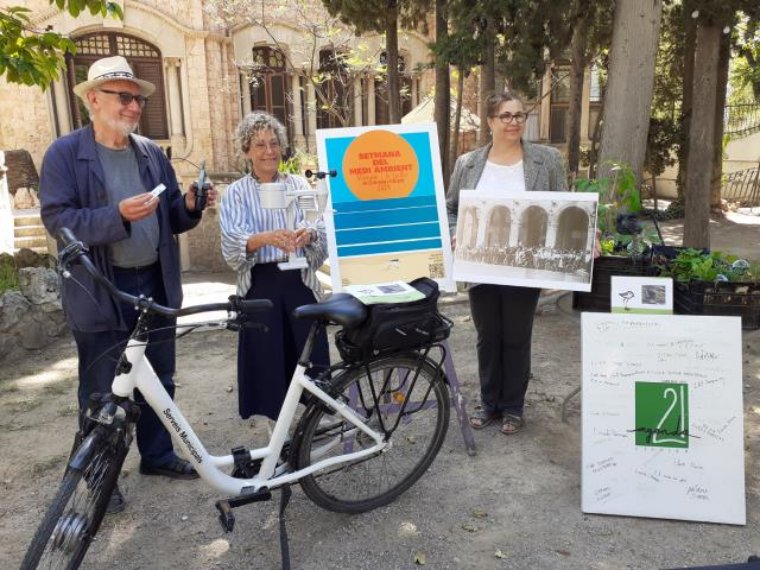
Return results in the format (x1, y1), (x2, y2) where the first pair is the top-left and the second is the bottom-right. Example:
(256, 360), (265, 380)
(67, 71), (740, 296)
(219, 173), (328, 299)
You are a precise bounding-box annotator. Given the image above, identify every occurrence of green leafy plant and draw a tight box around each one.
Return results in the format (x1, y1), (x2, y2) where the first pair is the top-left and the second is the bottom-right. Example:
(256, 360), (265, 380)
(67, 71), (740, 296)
(657, 249), (760, 283)
(575, 162), (660, 256)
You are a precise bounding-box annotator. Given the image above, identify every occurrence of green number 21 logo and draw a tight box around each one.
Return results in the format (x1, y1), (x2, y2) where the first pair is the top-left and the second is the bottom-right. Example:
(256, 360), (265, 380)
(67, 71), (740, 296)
(634, 382), (690, 448)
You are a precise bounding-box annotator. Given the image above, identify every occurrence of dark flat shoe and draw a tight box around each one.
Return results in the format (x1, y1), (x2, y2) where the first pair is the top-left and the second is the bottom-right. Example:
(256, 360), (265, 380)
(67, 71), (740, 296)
(140, 457), (199, 480)
(106, 484), (126, 514)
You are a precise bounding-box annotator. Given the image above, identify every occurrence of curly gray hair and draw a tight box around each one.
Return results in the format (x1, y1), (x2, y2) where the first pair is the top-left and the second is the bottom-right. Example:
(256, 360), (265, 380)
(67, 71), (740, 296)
(236, 111), (287, 155)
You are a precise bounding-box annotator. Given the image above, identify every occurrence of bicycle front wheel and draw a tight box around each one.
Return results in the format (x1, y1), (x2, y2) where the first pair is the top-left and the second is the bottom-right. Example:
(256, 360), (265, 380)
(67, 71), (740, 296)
(295, 354), (450, 513)
(20, 428), (128, 570)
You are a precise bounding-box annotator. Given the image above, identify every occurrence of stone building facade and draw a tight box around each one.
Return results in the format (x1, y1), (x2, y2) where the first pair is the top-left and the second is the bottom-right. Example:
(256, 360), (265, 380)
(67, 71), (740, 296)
(0, 0), (433, 271)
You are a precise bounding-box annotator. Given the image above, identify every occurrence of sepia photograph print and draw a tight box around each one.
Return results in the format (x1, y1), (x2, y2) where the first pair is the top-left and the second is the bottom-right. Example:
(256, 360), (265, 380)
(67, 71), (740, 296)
(453, 191), (598, 292)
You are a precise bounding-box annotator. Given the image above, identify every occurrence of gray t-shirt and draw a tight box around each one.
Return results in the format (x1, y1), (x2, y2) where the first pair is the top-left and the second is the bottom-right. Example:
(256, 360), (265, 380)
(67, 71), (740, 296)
(96, 143), (160, 268)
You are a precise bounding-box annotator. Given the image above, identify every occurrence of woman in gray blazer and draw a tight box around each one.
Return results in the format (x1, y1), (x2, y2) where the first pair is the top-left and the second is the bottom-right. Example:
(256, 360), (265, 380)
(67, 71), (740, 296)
(447, 91), (568, 435)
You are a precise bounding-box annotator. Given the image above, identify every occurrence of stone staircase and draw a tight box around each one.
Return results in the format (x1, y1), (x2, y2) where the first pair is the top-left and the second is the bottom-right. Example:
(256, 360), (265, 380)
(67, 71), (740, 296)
(13, 210), (50, 254)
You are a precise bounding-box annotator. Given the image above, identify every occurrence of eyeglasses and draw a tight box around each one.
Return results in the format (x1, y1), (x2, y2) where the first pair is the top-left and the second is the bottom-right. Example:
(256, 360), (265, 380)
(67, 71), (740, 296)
(492, 111), (528, 125)
(252, 140), (282, 152)
(98, 89), (148, 108)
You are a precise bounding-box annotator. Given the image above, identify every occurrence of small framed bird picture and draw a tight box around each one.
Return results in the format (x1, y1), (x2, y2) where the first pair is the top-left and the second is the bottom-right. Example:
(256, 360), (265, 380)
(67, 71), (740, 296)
(610, 276), (673, 314)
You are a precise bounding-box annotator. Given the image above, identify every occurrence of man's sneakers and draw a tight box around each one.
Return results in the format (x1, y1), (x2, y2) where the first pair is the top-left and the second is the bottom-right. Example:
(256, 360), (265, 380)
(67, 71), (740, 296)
(139, 457), (199, 480)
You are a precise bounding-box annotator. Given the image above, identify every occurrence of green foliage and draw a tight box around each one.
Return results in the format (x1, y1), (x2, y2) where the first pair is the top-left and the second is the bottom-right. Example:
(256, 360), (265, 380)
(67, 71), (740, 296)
(575, 162), (662, 257)
(0, 1), (122, 89)
(657, 249), (760, 283)
(575, 162), (640, 234)
(731, 13), (760, 103)
(322, 0), (430, 35)
(645, 116), (680, 178)
(0, 255), (20, 294)
(278, 150), (316, 175)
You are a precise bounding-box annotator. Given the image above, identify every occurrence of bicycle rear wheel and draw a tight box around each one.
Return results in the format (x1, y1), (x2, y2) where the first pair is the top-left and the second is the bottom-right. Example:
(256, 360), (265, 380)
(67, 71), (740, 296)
(20, 427), (128, 570)
(295, 353), (450, 513)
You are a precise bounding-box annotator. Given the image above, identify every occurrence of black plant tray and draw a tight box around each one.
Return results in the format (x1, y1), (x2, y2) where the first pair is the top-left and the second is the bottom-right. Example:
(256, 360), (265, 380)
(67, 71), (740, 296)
(573, 255), (657, 312)
(673, 280), (760, 330)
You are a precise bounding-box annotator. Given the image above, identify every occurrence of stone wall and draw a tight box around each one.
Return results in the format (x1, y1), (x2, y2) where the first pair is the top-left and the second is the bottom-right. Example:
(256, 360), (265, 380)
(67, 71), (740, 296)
(0, 266), (68, 361)
(184, 206), (229, 273)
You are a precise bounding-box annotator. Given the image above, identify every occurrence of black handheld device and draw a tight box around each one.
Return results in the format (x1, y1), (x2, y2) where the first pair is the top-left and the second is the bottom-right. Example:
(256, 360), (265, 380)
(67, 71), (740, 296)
(195, 160), (210, 211)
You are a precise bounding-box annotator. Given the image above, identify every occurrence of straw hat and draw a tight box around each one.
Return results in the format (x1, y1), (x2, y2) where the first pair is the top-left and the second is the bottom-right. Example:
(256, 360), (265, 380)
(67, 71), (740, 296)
(73, 56), (156, 99)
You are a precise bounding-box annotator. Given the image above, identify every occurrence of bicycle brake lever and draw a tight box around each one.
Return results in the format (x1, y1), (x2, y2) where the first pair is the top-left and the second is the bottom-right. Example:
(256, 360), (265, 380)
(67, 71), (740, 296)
(58, 241), (89, 277)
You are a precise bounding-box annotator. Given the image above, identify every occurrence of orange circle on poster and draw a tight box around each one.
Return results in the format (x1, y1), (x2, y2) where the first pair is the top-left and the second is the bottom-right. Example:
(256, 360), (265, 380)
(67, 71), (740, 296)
(342, 130), (419, 200)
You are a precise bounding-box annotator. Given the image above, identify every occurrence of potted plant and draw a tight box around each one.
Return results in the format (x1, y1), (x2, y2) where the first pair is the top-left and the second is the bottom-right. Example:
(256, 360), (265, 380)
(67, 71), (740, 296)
(572, 163), (662, 312)
(655, 248), (760, 330)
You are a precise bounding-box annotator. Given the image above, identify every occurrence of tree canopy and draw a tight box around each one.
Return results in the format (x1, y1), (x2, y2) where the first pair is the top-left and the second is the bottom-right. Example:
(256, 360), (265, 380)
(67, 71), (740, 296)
(0, 1), (121, 89)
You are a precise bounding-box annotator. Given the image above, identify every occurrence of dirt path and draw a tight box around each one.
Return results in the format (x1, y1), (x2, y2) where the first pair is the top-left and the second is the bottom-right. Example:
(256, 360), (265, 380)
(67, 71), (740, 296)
(2, 212), (759, 569)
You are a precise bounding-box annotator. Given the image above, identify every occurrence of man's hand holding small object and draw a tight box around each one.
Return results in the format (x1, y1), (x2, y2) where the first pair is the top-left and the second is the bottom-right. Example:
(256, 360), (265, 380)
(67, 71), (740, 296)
(150, 183), (166, 199)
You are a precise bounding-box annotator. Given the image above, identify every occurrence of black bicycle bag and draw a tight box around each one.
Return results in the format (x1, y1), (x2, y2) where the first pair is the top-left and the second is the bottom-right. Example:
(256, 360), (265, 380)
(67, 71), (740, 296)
(335, 277), (452, 363)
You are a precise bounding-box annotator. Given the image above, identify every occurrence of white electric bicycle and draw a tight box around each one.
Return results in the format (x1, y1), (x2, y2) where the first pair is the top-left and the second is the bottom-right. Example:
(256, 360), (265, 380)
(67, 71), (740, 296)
(20, 228), (452, 570)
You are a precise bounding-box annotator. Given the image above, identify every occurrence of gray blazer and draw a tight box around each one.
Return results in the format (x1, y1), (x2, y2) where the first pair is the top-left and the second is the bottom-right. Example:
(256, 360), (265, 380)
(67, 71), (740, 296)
(446, 141), (568, 231)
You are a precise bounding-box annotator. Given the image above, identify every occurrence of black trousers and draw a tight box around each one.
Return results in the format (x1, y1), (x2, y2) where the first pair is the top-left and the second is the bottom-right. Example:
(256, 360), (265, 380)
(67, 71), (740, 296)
(237, 263), (330, 420)
(72, 263), (177, 467)
(468, 284), (541, 416)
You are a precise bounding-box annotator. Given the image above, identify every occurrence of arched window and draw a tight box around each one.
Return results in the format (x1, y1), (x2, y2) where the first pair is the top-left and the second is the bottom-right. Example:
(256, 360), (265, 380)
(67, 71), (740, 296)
(375, 52), (413, 125)
(316, 48), (352, 129)
(249, 47), (290, 137)
(67, 32), (169, 140)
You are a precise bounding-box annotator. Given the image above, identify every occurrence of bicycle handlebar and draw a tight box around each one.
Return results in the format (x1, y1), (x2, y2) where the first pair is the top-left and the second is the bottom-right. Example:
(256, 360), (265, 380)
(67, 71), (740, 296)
(57, 228), (273, 319)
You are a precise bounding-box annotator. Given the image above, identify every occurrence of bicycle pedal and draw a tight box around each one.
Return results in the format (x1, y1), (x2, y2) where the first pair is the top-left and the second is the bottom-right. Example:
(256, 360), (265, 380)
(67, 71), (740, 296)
(216, 500), (235, 532)
(215, 487), (273, 533)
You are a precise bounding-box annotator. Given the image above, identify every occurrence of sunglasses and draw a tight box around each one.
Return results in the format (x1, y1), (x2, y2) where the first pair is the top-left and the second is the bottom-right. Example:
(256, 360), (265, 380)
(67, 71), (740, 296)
(98, 89), (148, 108)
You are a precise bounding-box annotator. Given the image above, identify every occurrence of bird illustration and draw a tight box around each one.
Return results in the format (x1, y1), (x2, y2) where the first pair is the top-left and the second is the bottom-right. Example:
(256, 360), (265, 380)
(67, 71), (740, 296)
(619, 290), (635, 311)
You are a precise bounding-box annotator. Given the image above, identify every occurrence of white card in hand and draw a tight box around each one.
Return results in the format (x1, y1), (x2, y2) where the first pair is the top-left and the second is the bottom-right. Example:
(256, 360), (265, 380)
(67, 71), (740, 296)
(150, 183), (166, 198)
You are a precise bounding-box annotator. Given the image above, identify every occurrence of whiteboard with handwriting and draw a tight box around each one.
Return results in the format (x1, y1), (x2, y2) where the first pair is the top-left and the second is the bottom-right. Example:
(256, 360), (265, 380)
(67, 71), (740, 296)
(581, 313), (745, 525)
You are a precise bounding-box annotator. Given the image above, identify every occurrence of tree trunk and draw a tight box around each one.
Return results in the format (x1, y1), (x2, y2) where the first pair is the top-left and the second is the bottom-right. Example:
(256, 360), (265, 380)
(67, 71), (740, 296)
(566, 0), (592, 179)
(434, 0), (451, 184)
(677, 0), (697, 200)
(386, 1), (401, 123)
(710, 29), (730, 210)
(478, 31), (496, 146)
(683, 22), (721, 249)
(598, 0), (663, 183)
(450, 69), (465, 174)
(589, 90), (605, 178)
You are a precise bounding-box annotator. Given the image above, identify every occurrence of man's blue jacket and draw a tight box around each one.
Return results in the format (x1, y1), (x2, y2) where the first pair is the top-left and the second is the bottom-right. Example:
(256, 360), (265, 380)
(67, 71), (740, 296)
(40, 125), (201, 332)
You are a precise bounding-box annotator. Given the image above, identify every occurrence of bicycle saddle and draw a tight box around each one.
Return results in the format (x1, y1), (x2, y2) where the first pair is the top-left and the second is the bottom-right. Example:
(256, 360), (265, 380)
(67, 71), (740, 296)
(292, 293), (367, 328)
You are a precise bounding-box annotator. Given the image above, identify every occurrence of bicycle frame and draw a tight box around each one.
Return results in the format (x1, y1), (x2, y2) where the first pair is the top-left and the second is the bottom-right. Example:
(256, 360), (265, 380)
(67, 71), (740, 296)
(116, 333), (387, 496)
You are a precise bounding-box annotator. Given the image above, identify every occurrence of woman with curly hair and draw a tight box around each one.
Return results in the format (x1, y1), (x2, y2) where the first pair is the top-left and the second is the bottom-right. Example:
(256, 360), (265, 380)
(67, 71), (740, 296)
(219, 111), (329, 420)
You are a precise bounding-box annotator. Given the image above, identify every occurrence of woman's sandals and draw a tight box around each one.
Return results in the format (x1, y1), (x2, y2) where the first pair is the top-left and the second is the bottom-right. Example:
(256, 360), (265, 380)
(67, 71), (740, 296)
(500, 413), (524, 435)
(468, 408), (500, 430)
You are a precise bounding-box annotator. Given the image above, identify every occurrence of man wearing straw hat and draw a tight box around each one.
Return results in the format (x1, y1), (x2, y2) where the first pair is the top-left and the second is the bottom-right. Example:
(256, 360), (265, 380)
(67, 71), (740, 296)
(39, 56), (217, 513)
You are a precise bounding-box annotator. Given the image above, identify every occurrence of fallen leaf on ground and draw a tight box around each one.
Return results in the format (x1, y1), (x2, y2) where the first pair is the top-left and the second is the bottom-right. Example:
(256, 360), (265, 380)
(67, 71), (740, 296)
(414, 551), (426, 565)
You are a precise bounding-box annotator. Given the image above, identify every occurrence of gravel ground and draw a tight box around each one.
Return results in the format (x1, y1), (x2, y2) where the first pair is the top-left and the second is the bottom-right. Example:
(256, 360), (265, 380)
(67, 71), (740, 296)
(2, 212), (759, 570)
